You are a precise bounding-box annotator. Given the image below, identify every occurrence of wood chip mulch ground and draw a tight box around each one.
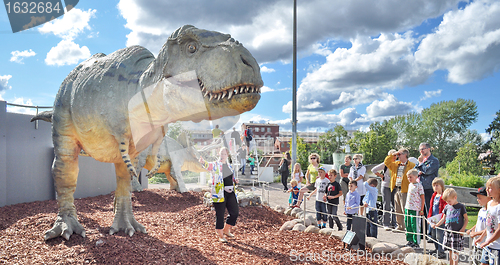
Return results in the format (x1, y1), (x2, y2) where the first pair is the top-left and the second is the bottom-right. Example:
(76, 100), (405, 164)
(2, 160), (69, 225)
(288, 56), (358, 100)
(0, 189), (407, 264)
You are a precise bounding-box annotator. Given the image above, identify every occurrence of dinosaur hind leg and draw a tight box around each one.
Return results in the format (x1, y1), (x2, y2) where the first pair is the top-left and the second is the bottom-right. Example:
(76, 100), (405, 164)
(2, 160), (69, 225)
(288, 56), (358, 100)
(110, 162), (147, 236)
(44, 134), (85, 240)
(119, 140), (137, 178)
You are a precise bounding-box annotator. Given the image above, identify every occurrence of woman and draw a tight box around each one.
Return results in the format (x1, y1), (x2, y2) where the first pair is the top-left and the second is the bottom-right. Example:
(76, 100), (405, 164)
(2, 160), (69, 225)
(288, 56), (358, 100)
(199, 147), (239, 243)
(348, 154), (366, 215)
(279, 152), (291, 191)
(339, 155), (352, 204)
(305, 153), (322, 192)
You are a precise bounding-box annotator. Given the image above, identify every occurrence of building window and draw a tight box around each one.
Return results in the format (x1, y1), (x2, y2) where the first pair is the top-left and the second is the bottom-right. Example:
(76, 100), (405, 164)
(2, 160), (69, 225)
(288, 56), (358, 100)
(267, 128), (271, 132)
(255, 127), (259, 132)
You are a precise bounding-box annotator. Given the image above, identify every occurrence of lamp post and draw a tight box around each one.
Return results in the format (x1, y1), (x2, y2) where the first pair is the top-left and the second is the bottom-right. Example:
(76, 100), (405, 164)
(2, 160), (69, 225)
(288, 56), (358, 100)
(291, 0), (298, 167)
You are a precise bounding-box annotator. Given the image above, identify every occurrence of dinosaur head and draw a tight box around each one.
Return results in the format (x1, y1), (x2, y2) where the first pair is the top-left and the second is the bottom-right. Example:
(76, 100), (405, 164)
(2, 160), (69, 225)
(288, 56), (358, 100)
(153, 25), (263, 121)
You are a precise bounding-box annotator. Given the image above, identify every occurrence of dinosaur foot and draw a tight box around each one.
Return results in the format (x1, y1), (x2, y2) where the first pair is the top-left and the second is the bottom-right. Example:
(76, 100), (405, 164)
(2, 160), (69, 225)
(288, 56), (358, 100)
(110, 196), (147, 237)
(131, 176), (144, 192)
(44, 212), (86, 241)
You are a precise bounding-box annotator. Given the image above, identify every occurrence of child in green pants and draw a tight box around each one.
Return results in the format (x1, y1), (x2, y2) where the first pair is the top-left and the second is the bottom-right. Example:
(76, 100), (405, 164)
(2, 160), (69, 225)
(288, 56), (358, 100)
(404, 169), (425, 249)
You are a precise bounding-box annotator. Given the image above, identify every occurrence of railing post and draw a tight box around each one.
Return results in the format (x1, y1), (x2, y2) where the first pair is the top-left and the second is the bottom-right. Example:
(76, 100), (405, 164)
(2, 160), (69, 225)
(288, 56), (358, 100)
(35, 106), (39, 129)
(303, 193), (306, 224)
(423, 216), (427, 255)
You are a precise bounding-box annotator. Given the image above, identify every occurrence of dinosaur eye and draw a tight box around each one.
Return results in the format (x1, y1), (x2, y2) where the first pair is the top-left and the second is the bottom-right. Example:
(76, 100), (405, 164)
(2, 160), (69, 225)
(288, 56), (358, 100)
(187, 43), (197, 53)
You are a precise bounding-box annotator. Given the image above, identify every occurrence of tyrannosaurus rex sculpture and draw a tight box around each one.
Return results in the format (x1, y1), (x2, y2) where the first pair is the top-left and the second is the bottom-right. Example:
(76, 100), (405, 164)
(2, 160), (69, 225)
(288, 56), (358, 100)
(42, 25), (262, 241)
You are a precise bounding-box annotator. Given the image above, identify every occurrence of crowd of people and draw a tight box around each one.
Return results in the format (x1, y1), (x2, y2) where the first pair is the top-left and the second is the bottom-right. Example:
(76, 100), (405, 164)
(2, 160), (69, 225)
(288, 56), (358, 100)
(280, 143), (500, 265)
(202, 127), (500, 265)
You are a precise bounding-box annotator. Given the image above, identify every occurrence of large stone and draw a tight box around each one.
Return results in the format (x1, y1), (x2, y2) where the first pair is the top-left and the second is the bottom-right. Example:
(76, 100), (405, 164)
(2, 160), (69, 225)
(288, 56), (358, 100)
(372, 242), (399, 254)
(305, 214), (317, 226)
(390, 247), (415, 260)
(292, 219), (304, 225)
(291, 207), (303, 217)
(304, 225), (320, 234)
(292, 224), (306, 232)
(279, 221), (297, 231)
(274, 205), (285, 214)
(284, 208), (293, 216)
(365, 237), (382, 249)
(403, 253), (447, 265)
(319, 228), (334, 236)
(330, 230), (345, 240)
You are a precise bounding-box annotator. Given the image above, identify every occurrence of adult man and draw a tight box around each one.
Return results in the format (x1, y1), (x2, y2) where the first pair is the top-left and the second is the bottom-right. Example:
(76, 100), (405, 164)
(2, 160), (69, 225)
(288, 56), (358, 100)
(230, 127), (241, 146)
(372, 150), (397, 230)
(415, 142), (440, 214)
(384, 148), (416, 232)
(237, 145), (247, 175)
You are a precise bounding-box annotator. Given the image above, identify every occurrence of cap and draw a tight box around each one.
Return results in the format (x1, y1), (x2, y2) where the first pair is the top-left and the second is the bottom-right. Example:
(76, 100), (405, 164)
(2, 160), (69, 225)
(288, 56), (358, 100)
(318, 166), (326, 172)
(470, 187), (488, 197)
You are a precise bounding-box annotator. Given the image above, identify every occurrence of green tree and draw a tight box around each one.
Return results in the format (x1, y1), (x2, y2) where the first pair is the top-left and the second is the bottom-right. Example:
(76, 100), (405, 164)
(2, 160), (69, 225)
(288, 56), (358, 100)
(316, 125), (350, 164)
(290, 136), (309, 172)
(485, 110), (500, 173)
(420, 99), (478, 166)
(446, 142), (488, 177)
(166, 121), (183, 139)
(358, 131), (393, 164)
(347, 131), (367, 153)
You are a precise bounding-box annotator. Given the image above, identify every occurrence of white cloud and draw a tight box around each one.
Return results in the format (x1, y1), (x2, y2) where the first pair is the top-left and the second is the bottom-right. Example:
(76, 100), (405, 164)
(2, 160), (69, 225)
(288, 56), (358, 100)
(6, 98), (36, 115)
(415, 0), (500, 84)
(10, 49), (36, 64)
(260, 86), (274, 93)
(0, 75), (12, 92)
(117, 0), (462, 63)
(366, 94), (415, 117)
(260, 66), (275, 73)
(421, 89), (442, 100)
(38, 8), (97, 40)
(45, 39), (91, 66)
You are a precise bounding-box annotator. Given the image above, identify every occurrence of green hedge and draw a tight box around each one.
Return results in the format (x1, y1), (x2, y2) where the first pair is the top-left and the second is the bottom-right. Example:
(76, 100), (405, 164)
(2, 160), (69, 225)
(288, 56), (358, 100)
(444, 173), (485, 189)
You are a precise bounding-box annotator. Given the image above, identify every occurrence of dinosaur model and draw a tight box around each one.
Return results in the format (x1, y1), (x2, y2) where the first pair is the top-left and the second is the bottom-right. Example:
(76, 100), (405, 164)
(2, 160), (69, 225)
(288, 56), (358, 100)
(131, 132), (207, 193)
(38, 25), (262, 241)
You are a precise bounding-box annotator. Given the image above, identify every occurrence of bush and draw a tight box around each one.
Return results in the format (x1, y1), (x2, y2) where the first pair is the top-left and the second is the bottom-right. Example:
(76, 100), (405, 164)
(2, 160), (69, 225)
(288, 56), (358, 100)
(149, 173), (169, 184)
(445, 173), (485, 188)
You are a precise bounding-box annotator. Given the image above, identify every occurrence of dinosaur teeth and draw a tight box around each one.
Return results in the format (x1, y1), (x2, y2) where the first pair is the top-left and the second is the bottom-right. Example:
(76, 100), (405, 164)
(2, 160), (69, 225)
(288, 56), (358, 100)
(240, 86), (245, 94)
(204, 91), (209, 97)
(222, 90), (227, 99)
(217, 93), (222, 100)
(228, 90), (233, 99)
(209, 93), (214, 101)
(251, 86), (255, 93)
(234, 88), (238, 94)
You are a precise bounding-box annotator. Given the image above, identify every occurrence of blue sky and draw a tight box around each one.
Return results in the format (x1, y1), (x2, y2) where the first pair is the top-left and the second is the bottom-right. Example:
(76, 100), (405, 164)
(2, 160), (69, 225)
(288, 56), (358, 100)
(0, 0), (499, 141)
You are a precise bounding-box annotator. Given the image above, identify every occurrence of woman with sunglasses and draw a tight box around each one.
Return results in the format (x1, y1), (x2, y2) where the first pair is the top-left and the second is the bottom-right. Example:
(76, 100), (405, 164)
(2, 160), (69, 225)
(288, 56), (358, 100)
(305, 153), (323, 192)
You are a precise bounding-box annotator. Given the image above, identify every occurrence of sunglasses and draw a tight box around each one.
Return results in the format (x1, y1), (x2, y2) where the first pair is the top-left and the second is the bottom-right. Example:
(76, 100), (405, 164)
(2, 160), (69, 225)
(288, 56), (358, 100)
(310, 157), (317, 159)
(419, 148), (428, 151)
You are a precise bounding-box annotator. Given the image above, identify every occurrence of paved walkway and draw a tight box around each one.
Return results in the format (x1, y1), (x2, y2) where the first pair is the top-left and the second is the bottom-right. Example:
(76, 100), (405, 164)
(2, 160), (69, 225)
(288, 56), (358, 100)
(148, 181), (473, 264)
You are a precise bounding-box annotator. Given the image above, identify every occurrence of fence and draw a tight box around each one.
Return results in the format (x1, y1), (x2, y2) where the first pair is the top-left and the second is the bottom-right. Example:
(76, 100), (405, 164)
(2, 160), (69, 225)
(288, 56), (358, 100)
(0, 101), (148, 207)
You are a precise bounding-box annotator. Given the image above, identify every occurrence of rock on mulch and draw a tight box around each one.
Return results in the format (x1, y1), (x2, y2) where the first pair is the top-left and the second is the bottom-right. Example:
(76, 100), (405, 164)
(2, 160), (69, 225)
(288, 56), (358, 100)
(0, 189), (407, 264)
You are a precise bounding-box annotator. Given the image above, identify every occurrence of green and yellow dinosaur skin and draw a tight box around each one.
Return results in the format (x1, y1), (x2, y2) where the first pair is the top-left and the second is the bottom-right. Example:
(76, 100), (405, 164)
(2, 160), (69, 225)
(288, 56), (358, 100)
(42, 25), (262, 241)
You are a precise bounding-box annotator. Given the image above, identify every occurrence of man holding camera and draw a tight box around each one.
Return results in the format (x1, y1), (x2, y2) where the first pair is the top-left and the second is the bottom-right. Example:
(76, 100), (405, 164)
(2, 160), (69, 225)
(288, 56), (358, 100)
(384, 148), (416, 232)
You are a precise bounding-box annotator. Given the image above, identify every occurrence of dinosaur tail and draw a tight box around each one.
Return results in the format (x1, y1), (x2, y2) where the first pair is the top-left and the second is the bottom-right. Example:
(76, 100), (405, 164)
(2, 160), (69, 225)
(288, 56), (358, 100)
(30, 110), (53, 123)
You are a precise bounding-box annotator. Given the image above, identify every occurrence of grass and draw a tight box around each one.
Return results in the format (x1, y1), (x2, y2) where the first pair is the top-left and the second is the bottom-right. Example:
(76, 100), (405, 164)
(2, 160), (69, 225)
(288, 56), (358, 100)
(466, 206), (479, 230)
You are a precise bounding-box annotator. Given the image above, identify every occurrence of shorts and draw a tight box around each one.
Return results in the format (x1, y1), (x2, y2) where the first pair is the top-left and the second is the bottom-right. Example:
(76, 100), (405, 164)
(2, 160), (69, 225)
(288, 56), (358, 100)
(443, 231), (463, 251)
(359, 195), (365, 206)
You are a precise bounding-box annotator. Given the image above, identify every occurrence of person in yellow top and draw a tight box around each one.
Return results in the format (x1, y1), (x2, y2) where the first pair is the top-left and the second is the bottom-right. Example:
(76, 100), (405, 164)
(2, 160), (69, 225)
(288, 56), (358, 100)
(384, 148), (415, 232)
(212, 125), (223, 138)
(305, 153), (323, 191)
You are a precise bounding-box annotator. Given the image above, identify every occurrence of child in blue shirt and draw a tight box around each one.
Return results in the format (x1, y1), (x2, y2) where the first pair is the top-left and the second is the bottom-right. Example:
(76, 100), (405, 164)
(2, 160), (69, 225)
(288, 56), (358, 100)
(344, 180), (360, 231)
(363, 178), (379, 238)
(288, 179), (300, 208)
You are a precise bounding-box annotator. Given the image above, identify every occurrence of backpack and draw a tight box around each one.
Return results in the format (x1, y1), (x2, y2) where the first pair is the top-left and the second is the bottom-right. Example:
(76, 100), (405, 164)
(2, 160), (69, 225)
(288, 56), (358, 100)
(245, 128), (253, 141)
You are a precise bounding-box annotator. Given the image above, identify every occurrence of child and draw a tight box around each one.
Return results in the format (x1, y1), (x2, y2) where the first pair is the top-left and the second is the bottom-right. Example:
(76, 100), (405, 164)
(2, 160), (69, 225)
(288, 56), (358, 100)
(323, 169), (343, 230)
(404, 169), (425, 249)
(363, 177), (379, 238)
(344, 180), (360, 231)
(248, 154), (255, 174)
(468, 187), (491, 265)
(307, 167), (330, 228)
(348, 154), (366, 215)
(292, 163), (306, 207)
(432, 188), (468, 265)
(427, 178), (447, 258)
(479, 176), (500, 265)
(288, 179), (300, 208)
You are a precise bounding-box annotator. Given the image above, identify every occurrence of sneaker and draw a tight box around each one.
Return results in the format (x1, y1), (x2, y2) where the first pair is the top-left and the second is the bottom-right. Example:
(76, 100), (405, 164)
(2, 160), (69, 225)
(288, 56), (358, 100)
(384, 226), (391, 231)
(405, 241), (413, 247)
(437, 252), (446, 259)
(322, 224), (326, 228)
(412, 243), (420, 250)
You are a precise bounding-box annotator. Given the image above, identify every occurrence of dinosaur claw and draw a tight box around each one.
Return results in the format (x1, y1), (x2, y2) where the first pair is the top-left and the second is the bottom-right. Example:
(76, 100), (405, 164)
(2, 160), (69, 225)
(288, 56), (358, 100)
(127, 228), (135, 237)
(62, 232), (71, 241)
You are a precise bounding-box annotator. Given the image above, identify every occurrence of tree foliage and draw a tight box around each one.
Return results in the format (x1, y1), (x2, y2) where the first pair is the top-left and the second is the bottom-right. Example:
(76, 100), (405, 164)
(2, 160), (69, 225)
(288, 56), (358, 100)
(446, 142), (488, 177)
(290, 136), (309, 172)
(358, 131), (393, 164)
(316, 125), (350, 164)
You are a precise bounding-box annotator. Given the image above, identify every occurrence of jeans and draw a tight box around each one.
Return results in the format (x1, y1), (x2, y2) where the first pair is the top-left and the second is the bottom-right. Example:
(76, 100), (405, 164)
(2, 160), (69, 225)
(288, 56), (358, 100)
(327, 204), (342, 230)
(346, 213), (357, 231)
(316, 201), (327, 222)
(429, 224), (444, 252)
(240, 158), (246, 175)
(366, 210), (378, 238)
(382, 186), (396, 227)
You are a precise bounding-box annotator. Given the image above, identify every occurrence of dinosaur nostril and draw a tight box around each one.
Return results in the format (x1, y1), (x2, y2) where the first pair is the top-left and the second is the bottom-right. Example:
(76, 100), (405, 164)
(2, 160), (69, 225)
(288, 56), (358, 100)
(241, 55), (252, 68)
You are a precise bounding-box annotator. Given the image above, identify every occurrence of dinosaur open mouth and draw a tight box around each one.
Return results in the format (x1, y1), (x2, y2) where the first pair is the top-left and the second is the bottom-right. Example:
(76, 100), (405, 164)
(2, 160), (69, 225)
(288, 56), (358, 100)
(198, 79), (262, 101)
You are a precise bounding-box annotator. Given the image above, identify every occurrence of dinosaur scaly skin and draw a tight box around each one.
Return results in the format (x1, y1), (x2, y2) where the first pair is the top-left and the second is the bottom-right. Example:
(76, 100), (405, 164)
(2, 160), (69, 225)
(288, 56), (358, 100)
(44, 25), (262, 241)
